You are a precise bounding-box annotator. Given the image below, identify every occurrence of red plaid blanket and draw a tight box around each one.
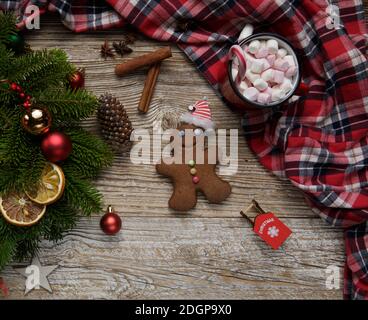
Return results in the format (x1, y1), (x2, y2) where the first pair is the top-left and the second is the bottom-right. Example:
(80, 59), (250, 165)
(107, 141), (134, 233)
(1, 0), (368, 300)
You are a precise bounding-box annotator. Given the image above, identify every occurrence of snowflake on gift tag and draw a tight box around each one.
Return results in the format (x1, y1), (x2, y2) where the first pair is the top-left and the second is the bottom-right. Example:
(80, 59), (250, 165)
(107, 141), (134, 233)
(267, 226), (279, 238)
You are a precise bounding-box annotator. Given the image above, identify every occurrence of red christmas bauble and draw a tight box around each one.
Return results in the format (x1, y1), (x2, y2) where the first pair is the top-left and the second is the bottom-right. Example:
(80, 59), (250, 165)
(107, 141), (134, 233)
(41, 131), (72, 163)
(100, 206), (122, 235)
(68, 69), (85, 90)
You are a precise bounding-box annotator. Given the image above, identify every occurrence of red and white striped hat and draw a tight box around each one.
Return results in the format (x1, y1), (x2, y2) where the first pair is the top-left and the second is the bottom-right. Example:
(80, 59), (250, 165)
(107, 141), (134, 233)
(180, 98), (215, 129)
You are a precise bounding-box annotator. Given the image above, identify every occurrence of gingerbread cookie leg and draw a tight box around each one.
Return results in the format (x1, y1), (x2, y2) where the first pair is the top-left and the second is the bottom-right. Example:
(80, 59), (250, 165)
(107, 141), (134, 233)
(201, 177), (231, 204)
(168, 183), (197, 211)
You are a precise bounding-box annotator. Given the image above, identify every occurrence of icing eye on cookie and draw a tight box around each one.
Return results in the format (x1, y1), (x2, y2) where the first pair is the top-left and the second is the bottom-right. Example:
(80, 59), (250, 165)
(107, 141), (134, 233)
(188, 105), (196, 112)
(204, 128), (215, 136)
(178, 130), (185, 137)
(194, 128), (203, 136)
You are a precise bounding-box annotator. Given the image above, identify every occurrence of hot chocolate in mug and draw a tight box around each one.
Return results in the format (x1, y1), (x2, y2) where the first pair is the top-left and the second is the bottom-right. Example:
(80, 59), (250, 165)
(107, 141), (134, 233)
(222, 24), (308, 110)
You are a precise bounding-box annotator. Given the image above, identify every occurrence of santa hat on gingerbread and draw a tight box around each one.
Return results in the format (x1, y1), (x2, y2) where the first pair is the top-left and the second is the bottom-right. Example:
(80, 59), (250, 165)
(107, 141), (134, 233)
(180, 98), (215, 130)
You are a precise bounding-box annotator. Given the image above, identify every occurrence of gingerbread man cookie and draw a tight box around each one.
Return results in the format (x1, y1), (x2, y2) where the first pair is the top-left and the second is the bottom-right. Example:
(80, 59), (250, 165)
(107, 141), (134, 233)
(156, 100), (231, 211)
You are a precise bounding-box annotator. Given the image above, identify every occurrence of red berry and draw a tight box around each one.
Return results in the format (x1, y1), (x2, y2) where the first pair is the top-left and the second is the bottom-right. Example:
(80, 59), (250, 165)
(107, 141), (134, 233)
(23, 101), (31, 108)
(26, 95), (31, 101)
(19, 92), (25, 99)
(16, 85), (22, 92)
(10, 83), (17, 91)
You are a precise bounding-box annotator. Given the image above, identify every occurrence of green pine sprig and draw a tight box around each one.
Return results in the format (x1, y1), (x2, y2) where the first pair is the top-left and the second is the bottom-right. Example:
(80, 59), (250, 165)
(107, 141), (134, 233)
(0, 13), (114, 271)
(35, 88), (99, 123)
(0, 12), (16, 44)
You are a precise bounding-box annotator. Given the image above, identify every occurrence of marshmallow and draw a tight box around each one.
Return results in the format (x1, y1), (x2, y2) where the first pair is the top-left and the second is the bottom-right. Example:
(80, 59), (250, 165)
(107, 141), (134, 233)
(257, 92), (271, 104)
(243, 87), (259, 101)
(265, 87), (273, 96)
(260, 58), (271, 71)
(277, 48), (287, 58)
(243, 50), (254, 60)
(284, 55), (296, 66)
(253, 78), (268, 91)
(280, 78), (293, 94)
(285, 65), (297, 78)
(273, 70), (285, 84)
(274, 58), (289, 71)
(245, 70), (261, 83)
(255, 47), (269, 59)
(236, 40), (297, 104)
(238, 24), (254, 42)
(239, 80), (249, 91)
(244, 51), (258, 71)
(231, 67), (239, 81)
(243, 51), (257, 72)
(266, 39), (279, 54)
(248, 40), (261, 54)
(271, 88), (284, 102)
(261, 69), (275, 82)
(250, 59), (265, 74)
(266, 54), (276, 66)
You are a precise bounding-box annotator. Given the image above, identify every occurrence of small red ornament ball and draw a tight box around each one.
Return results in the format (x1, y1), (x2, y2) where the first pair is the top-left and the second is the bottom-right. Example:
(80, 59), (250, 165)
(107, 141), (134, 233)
(41, 131), (72, 163)
(10, 82), (18, 91)
(68, 69), (85, 90)
(100, 206), (122, 235)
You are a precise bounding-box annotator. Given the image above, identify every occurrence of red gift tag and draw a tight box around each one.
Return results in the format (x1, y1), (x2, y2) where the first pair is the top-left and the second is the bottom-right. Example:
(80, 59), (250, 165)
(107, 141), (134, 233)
(253, 212), (292, 250)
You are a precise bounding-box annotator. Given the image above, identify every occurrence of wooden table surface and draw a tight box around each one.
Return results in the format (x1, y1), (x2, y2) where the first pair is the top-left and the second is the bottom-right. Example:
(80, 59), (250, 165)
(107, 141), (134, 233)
(2, 6), (367, 299)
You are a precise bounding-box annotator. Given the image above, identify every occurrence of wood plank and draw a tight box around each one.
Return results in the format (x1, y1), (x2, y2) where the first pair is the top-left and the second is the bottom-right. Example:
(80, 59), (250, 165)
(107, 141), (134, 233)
(24, 16), (318, 219)
(2, 217), (344, 299)
(3, 9), (361, 299)
(94, 136), (317, 219)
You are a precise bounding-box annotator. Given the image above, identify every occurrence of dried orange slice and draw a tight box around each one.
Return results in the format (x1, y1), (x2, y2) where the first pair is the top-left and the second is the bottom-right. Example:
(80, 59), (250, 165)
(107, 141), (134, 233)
(26, 163), (65, 205)
(0, 193), (46, 227)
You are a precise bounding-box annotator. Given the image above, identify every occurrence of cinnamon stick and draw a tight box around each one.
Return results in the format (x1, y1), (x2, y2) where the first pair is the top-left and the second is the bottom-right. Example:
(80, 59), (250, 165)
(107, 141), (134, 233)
(115, 46), (171, 77)
(138, 62), (161, 113)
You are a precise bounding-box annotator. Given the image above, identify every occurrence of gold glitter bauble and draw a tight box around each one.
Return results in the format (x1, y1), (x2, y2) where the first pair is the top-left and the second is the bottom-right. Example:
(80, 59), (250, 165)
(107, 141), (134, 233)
(21, 107), (52, 135)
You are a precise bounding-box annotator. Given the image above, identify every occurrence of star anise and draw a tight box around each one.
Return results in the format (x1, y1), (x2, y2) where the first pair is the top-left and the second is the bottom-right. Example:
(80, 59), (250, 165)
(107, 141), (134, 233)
(101, 40), (115, 59)
(113, 41), (133, 57)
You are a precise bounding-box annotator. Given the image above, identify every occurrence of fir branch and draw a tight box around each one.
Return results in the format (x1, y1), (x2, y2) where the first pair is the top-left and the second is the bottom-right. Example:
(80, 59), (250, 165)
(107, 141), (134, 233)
(63, 127), (113, 178)
(0, 43), (14, 78)
(62, 174), (103, 216)
(0, 116), (45, 194)
(35, 88), (99, 122)
(0, 238), (16, 270)
(0, 107), (14, 128)
(6, 49), (74, 89)
(0, 12), (16, 45)
(41, 201), (78, 241)
(0, 12), (114, 270)
(13, 238), (40, 262)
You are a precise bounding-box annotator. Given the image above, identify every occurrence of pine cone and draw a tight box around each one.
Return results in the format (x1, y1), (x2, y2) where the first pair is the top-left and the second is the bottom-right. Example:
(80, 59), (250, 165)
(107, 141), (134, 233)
(98, 93), (134, 152)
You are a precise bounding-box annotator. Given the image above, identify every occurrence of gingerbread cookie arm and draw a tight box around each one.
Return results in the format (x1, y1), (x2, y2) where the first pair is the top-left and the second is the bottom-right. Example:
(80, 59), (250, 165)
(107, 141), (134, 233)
(156, 159), (176, 177)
